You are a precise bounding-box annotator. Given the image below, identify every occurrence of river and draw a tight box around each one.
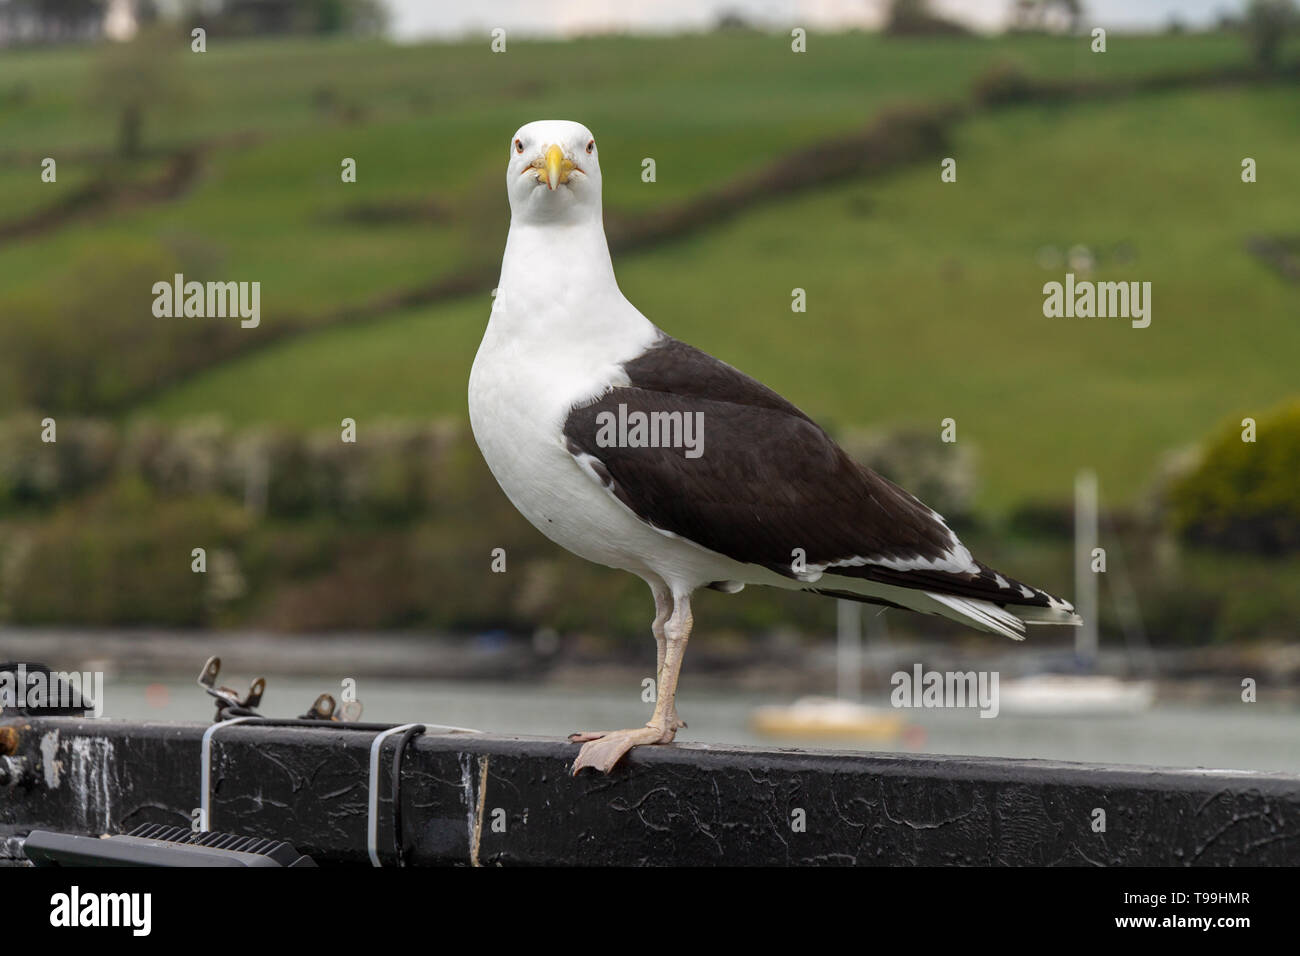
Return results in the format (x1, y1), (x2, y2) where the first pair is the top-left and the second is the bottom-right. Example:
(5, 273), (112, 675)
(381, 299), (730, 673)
(96, 673), (1299, 774)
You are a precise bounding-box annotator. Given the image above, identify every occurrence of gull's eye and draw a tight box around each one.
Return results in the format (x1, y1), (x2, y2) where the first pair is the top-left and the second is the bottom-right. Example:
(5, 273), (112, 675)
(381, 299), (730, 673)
(515, 139), (524, 154)
(586, 140), (594, 154)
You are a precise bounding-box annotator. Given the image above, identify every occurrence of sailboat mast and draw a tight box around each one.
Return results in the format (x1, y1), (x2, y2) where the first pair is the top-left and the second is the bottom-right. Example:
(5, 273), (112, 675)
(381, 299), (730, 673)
(836, 599), (862, 701)
(1074, 469), (1100, 669)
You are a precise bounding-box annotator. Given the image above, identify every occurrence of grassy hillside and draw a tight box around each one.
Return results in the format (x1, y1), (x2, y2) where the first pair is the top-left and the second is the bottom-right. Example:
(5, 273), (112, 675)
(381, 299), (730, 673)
(2, 30), (1297, 509)
(0, 33), (1268, 330)
(135, 81), (1300, 508)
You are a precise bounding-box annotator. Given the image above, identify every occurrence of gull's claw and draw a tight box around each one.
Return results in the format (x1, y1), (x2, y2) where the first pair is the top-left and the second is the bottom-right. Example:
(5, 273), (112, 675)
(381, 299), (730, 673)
(570, 725), (675, 774)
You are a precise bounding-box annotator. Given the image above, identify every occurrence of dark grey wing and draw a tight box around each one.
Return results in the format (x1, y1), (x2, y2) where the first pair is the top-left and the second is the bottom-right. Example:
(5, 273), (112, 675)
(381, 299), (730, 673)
(562, 336), (1068, 611)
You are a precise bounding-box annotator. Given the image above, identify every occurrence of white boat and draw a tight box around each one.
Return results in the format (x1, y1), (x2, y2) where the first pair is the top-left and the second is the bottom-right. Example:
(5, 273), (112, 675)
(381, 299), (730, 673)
(997, 674), (1155, 716)
(996, 472), (1157, 718)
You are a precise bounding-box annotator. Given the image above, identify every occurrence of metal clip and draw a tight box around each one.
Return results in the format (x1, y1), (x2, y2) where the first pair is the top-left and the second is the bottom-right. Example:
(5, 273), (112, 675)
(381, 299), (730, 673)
(198, 657), (266, 721)
(300, 694), (363, 722)
(300, 694), (335, 720)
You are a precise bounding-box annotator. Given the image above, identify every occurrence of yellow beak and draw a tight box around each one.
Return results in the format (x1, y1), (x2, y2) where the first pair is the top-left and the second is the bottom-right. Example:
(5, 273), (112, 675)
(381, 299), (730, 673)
(544, 144), (566, 190)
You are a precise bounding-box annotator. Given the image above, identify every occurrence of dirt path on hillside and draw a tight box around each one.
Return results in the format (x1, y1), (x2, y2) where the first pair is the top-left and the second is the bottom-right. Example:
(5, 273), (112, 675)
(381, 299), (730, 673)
(0, 130), (264, 248)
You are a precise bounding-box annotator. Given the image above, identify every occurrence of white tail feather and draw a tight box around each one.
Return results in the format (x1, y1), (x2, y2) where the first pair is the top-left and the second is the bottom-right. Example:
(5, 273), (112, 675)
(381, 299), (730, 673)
(809, 571), (1082, 638)
(926, 592), (1027, 641)
(1012, 605), (1083, 626)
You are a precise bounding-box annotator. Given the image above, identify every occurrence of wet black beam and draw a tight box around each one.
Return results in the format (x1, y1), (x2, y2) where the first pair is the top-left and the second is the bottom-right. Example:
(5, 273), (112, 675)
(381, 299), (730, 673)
(2, 717), (1298, 866)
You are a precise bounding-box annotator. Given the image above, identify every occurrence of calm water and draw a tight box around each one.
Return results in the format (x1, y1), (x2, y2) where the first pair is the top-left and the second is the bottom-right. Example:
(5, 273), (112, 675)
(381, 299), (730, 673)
(99, 674), (1300, 774)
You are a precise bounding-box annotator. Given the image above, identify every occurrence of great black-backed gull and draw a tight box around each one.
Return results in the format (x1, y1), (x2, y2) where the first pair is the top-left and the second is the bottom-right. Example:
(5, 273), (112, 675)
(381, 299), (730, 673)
(468, 120), (1080, 774)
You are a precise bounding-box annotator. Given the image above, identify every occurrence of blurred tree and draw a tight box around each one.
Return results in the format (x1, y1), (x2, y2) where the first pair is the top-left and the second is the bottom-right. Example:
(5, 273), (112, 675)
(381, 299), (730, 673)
(191, 0), (386, 36)
(311, 0), (386, 35)
(1244, 0), (1297, 69)
(713, 10), (753, 32)
(91, 23), (189, 158)
(885, 0), (970, 36)
(1167, 401), (1300, 554)
(7, 0), (104, 43)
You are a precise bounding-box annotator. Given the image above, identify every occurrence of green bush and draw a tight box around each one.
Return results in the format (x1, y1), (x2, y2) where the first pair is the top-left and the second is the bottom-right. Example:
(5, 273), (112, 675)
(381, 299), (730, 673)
(1, 413), (1296, 641)
(1167, 401), (1300, 553)
(971, 61), (1036, 107)
(122, 419), (459, 521)
(1, 480), (250, 626)
(0, 416), (118, 511)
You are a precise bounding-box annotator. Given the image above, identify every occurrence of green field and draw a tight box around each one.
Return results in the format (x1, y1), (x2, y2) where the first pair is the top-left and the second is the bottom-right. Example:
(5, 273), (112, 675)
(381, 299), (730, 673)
(5, 32), (1252, 314)
(2, 30), (1298, 511)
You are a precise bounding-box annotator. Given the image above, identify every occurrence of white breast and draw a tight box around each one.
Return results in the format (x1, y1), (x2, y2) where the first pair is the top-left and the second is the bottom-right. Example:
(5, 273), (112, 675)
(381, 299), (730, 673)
(469, 308), (658, 574)
(469, 217), (766, 592)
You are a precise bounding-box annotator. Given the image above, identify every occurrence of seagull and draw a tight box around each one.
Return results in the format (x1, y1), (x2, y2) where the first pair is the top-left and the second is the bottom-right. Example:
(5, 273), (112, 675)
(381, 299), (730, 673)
(469, 120), (1081, 774)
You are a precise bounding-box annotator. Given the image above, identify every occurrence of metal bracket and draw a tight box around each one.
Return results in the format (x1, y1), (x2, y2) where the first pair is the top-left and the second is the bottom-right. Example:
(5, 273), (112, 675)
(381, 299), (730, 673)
(300, 693), (363, 722)
(197, 657), (266, 721)
(198, 657), (361, 723)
